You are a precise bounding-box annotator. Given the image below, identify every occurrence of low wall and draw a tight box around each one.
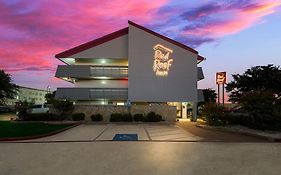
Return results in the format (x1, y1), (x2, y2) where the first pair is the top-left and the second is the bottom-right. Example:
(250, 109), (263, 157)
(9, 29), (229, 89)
(72, 105), (176, 122)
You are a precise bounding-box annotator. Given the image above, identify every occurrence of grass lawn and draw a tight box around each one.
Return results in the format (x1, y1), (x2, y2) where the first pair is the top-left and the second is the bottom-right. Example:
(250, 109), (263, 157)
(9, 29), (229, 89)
(0, 121), (73, 138)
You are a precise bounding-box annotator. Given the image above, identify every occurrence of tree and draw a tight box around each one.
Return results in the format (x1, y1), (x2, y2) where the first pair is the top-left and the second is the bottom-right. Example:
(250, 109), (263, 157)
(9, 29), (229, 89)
(45, 91), (56, 104)
(0, 70), (18, 104)
(225, 64), (281, 130)
(226, 64), (281, 103)
(202, 88), (217, 103)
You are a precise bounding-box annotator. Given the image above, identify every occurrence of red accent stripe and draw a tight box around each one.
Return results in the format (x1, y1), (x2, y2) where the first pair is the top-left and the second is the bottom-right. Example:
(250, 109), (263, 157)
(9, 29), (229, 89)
(55, 27), (129, 58)
(128, 20), (198, 55)
(197, 55), (205, 61)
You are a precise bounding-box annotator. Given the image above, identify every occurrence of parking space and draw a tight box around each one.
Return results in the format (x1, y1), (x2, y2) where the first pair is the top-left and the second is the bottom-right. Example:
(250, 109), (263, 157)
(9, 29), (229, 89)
(32, 124), (108, 142)
(144, 124), (202, 141)
(27, 123), (202, 142)
(97, 124), (149, 141)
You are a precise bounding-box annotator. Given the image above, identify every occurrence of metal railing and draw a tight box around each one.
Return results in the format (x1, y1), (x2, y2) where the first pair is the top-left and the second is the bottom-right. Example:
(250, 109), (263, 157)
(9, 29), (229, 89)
(55, 88), (128, 100)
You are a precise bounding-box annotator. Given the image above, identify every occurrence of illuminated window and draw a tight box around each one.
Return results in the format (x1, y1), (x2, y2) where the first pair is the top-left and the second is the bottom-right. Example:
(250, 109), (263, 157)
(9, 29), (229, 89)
(153, 44), (173, 76)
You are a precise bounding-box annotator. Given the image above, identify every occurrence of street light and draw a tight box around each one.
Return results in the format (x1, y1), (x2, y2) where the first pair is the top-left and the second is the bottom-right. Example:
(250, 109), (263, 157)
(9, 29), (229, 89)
(47, 85), (51, 94)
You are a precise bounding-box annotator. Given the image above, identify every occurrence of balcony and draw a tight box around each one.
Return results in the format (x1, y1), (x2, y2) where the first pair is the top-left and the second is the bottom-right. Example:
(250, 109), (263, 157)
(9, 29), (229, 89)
(55, 88), (128, 101)
(197, 67), (204, 81)
(55, 65), (128, 79)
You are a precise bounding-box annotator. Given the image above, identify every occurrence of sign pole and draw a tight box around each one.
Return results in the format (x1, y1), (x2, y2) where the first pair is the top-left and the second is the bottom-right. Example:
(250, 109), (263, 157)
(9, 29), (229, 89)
(217, 84), (220, 105)
(222, 84), (225, 107)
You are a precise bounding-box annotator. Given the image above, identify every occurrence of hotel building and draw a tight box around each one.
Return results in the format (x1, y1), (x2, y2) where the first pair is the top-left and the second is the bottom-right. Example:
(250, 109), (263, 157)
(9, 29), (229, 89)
(55, 21), (205, 120)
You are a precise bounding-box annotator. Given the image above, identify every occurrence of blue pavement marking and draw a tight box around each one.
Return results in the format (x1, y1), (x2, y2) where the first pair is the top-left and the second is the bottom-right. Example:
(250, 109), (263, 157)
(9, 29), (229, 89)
(112, 134), (138, 141)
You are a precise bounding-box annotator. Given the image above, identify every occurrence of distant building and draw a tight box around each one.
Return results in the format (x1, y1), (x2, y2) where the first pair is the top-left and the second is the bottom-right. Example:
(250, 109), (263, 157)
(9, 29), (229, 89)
(5, 86), (49, 106)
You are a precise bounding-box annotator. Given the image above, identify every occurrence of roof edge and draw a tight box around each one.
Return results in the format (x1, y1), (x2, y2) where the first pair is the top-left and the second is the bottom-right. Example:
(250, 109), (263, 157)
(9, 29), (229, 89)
(197, 55), (205, 64)
(128, 20), (198, 55)
(55, 27), (129, 58)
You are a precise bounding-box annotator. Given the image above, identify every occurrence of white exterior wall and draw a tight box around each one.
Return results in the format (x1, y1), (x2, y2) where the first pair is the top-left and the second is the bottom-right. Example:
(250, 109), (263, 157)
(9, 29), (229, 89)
(70, 35), (128, 59)
(75, 80), (128, 88)
(128, 25), (198, 102)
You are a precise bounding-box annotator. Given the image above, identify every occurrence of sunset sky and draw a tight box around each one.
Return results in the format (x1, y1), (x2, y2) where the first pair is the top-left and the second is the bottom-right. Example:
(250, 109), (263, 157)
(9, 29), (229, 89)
(1, 0), (281, 97)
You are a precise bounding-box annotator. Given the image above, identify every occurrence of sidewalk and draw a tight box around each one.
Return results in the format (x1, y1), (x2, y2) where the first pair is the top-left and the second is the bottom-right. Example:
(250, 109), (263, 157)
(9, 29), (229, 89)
(176, 121), (269, 142)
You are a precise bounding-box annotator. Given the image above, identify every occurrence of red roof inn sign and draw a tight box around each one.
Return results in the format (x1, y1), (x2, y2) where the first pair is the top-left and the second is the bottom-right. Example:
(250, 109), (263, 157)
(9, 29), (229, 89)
(216, 71), (226, 106)
(216, 72), (227, 84)
(153, 44), (173, 76)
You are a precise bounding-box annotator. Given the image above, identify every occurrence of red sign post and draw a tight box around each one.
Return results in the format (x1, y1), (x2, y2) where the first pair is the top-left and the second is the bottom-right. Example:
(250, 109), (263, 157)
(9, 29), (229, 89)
(216, 72), (226, 106)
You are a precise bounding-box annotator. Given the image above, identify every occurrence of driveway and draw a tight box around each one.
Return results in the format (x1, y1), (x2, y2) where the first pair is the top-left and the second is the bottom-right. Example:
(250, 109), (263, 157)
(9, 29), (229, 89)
(0, 142), (280, 175)
(177, 121), (269, 142)
(0, 113), (16, 121)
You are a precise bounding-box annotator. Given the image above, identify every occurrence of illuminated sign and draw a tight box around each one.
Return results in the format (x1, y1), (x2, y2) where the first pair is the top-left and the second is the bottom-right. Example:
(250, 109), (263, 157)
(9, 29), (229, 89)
(153, 44), (173, 76)
(216, 72), (226, 84)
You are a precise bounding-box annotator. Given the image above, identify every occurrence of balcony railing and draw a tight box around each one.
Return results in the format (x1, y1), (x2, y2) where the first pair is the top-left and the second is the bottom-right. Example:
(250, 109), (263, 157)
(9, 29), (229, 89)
(55, 65), (128, 79)
(55, 88), (128, 100)
(90, 67), (128, 78)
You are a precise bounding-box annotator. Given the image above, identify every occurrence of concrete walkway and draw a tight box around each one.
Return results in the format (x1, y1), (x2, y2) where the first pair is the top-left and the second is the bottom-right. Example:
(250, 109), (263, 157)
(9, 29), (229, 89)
(27, 123), (202, 142)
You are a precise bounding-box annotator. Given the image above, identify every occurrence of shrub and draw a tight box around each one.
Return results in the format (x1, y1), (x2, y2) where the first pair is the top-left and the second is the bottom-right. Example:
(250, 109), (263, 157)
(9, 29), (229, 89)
(72, 113), (85, 121)
(133, 114), (144, 122)
(91, 114), (103, 121)
(110, 113), (123, 122)
(201, 103), (226, 126)
(110, 113), (133, 122)
(26, 113), (53, 121)
(238, 91), (281, 130)
(145, 112), (162, 122)
(52, 100), (74, 116)
(123, 113), (133, 122)
(15, 101), (32, 120)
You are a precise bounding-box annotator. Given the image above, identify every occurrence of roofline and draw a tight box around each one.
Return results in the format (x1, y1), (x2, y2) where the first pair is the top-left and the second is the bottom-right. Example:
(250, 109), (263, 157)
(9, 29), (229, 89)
(128, 20), (198, 55)
(55, 27), (129, 58)
(197, 55), (206, 64)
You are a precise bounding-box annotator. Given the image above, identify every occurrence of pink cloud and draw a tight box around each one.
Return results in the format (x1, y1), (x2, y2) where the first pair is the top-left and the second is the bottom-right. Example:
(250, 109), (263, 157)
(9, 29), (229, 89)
(181, 0), (281, 37)
(0, 0), (280, 90)
(0, 0), (169, 89)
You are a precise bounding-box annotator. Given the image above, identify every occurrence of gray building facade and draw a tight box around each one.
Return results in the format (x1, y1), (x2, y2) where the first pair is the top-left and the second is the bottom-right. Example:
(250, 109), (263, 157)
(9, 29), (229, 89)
(54, 21), (205, 120)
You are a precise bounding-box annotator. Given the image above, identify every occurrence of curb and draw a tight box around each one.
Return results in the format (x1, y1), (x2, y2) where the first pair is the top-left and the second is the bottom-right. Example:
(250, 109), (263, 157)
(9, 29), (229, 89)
(196, 125), (281, 142)
(0, 123), (80, 142)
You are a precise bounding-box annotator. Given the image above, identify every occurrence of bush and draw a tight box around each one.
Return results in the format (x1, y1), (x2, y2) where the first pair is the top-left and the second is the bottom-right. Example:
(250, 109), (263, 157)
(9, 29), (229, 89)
(145, 112), (162, 122)
(133, 114), (144, 122)
(123, 113), (133, 122)
(91, 114), (103, 121)
(110, 113), (133, 122)
(52, 100), (74, 116)
(201, 103), (226, 126)
(15, 101), (32, 121)
(238, 91), (281, 130)
(110, 113), (123, 122)
(72, 113), (85, 121)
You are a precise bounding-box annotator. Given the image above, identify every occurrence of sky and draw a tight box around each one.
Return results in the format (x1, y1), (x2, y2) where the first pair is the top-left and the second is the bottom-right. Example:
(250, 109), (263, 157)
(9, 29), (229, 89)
(0, 0), (281, 98)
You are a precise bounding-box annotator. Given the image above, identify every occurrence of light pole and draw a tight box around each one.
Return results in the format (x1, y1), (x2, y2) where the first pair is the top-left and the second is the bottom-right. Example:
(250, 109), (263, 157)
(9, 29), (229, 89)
(47, 85), (51, 94)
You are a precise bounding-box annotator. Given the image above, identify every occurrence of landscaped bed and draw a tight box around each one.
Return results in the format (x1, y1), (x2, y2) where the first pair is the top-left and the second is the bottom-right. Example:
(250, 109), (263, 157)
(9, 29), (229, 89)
(0, 121), (74, 139)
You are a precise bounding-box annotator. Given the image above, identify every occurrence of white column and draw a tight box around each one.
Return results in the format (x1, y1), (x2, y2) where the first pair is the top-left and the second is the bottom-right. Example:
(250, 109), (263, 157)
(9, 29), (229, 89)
(192, 102), (197, 122)
(182, 102), (187, 119)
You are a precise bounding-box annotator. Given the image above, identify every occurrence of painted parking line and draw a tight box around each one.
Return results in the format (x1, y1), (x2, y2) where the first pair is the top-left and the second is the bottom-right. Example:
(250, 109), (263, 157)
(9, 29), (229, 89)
(29, 124), (108, 142)
(144, 124), (202, 141)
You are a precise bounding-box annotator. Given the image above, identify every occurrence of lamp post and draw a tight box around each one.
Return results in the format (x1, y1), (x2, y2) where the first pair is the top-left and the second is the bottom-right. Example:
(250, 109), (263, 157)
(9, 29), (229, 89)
(47, 85), (51, 94)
